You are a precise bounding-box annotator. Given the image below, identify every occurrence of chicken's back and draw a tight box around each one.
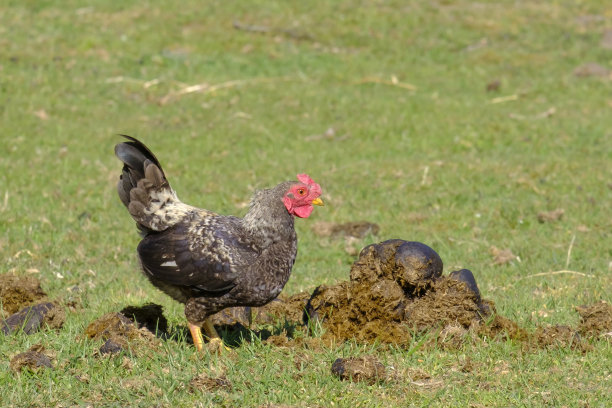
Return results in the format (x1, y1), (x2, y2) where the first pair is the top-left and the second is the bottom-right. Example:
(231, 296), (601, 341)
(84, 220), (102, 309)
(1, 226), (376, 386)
(136, 210), (260, 303)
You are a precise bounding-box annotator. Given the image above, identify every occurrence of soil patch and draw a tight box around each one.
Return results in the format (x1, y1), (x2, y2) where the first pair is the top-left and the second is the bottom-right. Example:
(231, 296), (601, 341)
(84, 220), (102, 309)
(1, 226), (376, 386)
(331, 355), (387, 384)
(1, 301), (65, 335)
(10, 344), (54, 373)
(0, 273), (47, 315)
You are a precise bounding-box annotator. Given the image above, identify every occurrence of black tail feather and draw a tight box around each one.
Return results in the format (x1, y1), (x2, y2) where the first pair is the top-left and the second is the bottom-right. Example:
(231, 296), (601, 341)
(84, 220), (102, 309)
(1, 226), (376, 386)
(115, 135), (185, 234)
(115, 135), (164, 173)
(115, 135), (167, 208)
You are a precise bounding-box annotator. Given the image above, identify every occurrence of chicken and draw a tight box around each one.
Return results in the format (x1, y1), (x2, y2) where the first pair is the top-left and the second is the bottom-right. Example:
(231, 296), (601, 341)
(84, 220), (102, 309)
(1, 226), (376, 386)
(114, 136), (323, 351)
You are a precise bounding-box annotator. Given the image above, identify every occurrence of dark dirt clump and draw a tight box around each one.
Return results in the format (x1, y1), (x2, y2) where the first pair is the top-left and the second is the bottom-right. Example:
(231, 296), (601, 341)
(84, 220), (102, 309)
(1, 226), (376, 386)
(10, 344), (54, 373)
(1, 301), (65, 335)
(331, 355), (387, 384)
(575, 301), (612, 338)
(99, 339), (124, 355)
(350, 240), (443, 295)
(120, 303), (168, 335)
(533, 325), (592, 353)
(189, 374), (232, 392)
(305, 240), (492, 345)
(0, 273), (47, 315)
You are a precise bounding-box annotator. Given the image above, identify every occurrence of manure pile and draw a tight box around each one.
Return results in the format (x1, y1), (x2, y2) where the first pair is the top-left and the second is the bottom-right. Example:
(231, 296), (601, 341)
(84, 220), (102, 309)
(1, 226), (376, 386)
(2, 239), (611, 373)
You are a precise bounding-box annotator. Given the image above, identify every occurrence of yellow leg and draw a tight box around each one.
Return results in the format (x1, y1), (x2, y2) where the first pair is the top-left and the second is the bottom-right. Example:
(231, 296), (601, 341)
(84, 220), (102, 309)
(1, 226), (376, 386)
(203, 318), (231, 352)
(188, 322), (204, 352)
(189, 319), (229, 352)
(203, 318), (220, 340)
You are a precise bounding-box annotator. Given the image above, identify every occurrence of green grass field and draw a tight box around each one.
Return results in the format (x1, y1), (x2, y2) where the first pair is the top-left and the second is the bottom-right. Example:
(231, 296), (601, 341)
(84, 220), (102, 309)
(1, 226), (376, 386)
(1, 0), (611, 406)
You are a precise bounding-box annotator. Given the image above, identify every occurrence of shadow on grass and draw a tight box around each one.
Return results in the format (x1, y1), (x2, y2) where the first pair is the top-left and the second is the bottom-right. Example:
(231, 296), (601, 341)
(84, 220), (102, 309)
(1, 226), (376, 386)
(161, 320), (303, 349)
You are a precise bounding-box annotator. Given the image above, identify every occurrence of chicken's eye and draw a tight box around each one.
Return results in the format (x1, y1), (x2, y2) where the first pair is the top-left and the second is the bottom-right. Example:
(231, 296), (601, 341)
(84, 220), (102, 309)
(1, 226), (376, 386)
(297, 188), (306, 196)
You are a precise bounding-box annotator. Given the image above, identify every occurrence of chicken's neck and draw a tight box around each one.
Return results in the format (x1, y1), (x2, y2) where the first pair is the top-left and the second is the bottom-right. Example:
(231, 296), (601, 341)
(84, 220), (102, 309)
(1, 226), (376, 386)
(241, 183), (296, 248)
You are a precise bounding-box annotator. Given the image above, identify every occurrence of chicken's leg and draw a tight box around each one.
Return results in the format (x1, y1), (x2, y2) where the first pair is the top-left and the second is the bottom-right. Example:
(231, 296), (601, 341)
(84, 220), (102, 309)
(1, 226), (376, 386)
(188, 319), (229, 353)
(188, 322), (205, 352)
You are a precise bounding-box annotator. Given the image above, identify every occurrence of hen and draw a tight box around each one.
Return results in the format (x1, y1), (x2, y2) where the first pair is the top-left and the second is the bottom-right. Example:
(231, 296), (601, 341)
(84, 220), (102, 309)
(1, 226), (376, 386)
(115, 136), (323, 351)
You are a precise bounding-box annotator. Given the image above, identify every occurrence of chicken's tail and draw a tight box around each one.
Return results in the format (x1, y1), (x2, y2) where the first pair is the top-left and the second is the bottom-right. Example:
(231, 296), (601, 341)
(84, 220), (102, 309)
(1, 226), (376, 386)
(115, 135), (190, 234)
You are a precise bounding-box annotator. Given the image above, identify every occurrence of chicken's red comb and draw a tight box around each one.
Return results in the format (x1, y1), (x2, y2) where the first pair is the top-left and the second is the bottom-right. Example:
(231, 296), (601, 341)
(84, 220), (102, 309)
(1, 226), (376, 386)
(297, 173), (315, 185)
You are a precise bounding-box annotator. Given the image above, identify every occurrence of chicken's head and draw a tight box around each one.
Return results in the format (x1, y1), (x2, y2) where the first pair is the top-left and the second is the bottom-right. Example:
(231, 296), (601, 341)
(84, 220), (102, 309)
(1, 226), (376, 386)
(283, 173), (323, 218)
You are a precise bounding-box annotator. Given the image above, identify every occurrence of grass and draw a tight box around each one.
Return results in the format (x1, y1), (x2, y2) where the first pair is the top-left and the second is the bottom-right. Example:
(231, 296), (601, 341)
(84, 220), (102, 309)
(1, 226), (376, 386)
(1, 0), (611, 406)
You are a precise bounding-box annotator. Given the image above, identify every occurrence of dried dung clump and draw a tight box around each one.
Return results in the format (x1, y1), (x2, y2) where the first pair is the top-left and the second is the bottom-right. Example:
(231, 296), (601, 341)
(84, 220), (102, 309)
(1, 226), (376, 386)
(209, 292), (310, 328)
(10, 344), (54, 373)
(435, 323), (469, 350)
(254, 292), (311, 325)
(208, 305), (251, 327)
(85, 312), (141, 341)
(305, 240), (492, 345)
(120, 303), (168, 335)
(1, 301), (65, 335)
(189, 374), (232, 392)
(575, 301), (612, 337)
(350, 240), (443, 294)
(403, 277), (490, 330)
(306, 280), (412, 344)
(99, 339), (124, 355)
(331, 355), (387, 384)
(477, 315), (528, 342)
(489, 246), (518, 265)
(85, 312), (159, 354)
(573, 62), (610, 78)
(0, 273), (47, 315)
(265, 333), (293, 347)
(533, 325), (592, 353)
(312, 221), (380, 239)
(537, 208), (565, 223)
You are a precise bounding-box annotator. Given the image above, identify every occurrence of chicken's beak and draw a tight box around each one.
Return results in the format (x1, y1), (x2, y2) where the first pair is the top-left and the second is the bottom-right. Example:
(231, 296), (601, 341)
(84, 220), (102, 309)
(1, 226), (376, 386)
(311, 197), (324, 206)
